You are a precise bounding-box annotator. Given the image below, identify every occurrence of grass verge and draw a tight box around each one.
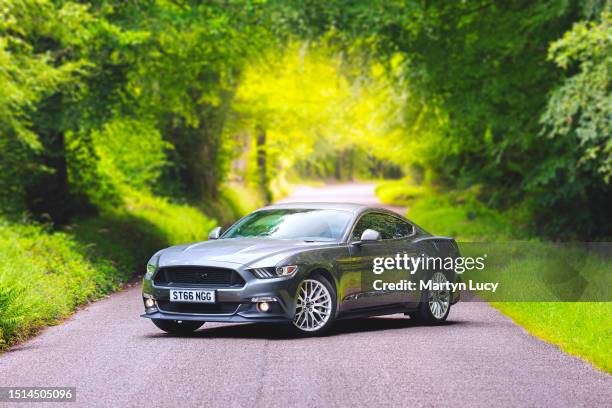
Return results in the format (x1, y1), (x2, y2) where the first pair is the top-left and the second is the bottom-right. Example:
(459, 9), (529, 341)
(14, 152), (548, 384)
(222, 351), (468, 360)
(492, 302), (611, 373)
(0, 183), (260, 350)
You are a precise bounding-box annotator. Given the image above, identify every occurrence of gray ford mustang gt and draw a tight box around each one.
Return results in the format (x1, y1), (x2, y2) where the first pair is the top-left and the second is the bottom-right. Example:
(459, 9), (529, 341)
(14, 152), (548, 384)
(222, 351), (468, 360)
(141, 203), (461, 335)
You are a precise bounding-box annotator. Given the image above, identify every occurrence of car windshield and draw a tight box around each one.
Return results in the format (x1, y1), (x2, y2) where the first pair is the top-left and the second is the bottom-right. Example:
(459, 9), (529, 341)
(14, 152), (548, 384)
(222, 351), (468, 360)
(222, 209), (353, 242)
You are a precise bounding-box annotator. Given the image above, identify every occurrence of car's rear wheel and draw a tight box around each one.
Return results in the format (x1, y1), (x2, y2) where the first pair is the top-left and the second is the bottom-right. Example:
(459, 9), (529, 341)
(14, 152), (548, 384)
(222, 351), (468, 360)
(409, 271), (451, 324)
(152, 319), (203, 334)
(292, 275), (336, 335)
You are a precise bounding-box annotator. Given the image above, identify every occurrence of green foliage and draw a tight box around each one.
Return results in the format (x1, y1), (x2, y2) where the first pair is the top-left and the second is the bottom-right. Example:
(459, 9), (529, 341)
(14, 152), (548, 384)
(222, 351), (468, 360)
(113, 0), (274, 201)
(0, 0), (89, 148)
(376, 180), (520, 241)
(0, 0), (274, 220)
(217, 184), (266, 224)
(276, 0), (611, 238)
(232, 42), (407, 188)
(523, 8), (612, 237)
(0, 219), (122, 348)
(66, 118), (171, 208)
(407, 191), (519, 242)
(0, 0), (92, 214)
(0, 285), (26, 348)
(91, 119), (170, 191)
(375, 179), (428, 207)
(0, 190), (216, 349)
(2, 0), (609, 238)
(541, 11), (611, 182)
(182, 182), (267, 228)
(120, 190), (216, 244)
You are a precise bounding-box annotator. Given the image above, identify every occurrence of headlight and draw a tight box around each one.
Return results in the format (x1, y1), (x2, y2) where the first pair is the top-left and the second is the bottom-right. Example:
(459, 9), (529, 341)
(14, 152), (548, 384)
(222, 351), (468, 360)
(276, 265), (298, 277)
(249, 265), (298, 279)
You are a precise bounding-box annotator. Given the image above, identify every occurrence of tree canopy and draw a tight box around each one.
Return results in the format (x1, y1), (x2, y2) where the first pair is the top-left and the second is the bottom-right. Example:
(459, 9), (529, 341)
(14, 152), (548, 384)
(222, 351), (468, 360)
(0, 0), (610, 238)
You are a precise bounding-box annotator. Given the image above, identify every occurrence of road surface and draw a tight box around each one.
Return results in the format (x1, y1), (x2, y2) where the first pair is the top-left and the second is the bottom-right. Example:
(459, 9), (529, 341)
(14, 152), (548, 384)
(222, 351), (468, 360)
(1, 183), (610, 407)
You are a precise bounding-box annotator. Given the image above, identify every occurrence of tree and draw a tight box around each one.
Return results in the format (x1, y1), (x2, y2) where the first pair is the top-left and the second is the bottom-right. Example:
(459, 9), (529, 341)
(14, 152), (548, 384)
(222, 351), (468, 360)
(273, 0), (611, 237)
(0, 0), (93, 221)
(117, 0), (273, 201)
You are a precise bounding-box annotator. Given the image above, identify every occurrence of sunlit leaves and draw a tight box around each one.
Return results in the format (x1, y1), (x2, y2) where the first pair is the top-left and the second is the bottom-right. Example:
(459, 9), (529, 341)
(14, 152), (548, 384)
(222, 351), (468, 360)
(233, 42), (408, 183)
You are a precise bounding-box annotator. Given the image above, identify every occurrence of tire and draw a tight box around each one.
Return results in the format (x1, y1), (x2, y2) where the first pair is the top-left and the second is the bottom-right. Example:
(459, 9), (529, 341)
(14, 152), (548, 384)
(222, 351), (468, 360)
(291, 274), (337, 335)
(152, 319), (203, 334)
(409, 271), (452, 325)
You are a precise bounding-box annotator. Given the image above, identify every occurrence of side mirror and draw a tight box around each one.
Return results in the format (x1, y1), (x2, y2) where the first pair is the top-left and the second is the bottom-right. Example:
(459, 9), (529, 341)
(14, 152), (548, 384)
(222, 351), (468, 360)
(208, 226), (222, 240)
(354, 229), (381, 245)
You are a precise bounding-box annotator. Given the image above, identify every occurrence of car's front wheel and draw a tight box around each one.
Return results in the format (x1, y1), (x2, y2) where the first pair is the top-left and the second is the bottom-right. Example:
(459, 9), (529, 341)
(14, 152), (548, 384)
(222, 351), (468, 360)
(152, 319), (203, 334)
(292, 275), (336, 335)
(409, 271), (452, 324)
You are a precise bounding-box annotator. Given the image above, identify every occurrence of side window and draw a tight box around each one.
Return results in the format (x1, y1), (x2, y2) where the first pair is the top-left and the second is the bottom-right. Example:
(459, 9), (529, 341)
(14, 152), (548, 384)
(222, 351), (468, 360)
(351, 213), (396, 240)
(390, 217), (414, 239)
(351, 214), (377, 241)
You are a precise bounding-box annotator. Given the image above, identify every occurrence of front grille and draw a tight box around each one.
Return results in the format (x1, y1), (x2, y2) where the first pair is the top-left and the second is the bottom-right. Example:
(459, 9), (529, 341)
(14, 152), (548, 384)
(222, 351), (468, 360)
(154, 266), (245, 287)
(157, 301), (240, 315)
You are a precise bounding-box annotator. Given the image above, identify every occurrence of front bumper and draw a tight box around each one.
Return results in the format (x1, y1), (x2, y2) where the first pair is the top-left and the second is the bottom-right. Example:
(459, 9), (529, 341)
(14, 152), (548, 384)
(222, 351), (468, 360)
(141, 262), (302, 323)
(141, 310), (291, 323)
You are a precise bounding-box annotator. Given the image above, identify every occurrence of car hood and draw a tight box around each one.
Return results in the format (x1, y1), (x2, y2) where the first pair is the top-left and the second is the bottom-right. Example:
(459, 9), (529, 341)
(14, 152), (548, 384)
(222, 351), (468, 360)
(157, 238), (334, 268)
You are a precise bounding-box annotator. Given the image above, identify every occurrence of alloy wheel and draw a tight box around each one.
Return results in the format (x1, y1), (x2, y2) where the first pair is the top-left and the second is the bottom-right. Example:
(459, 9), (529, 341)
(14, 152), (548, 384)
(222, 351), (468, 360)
(293, 279), (332, 332)
(428, 272), (450, 319)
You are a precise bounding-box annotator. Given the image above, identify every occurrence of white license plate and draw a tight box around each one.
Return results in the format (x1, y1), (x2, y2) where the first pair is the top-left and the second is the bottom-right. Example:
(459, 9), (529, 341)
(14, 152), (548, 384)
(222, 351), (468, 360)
(169, 289), (216, 303)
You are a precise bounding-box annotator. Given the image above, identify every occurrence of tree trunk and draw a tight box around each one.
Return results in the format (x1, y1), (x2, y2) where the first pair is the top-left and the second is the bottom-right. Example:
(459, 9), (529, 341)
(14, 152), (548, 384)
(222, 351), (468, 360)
(26, 129), (72, 224)
(255, 124), (272, 203)
(197, 119), (219, 200)
(335, 152), (342, 180)
(178, 102), (230, 202)
(25, 93), (86, 225)
(347, 149), (355, 181)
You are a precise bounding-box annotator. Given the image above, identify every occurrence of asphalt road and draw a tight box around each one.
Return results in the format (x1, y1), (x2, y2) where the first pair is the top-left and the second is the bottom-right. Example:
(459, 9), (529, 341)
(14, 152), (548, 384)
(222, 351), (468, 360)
(1, 183), (610, 407)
